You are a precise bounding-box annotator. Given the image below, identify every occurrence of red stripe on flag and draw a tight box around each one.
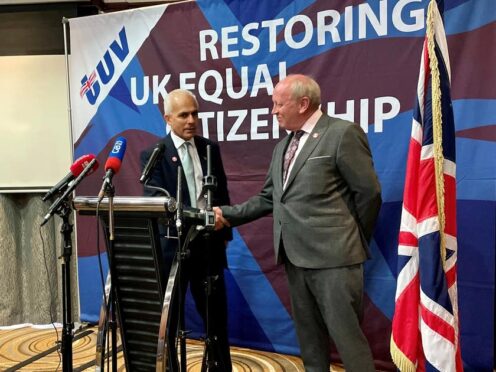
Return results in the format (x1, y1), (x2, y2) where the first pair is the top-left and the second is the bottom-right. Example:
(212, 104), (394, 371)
(420, 303), (456, 343)
(403, 138), (421, 215)
(399, 231), (418, 247)
(417, 159), (438, 221)
(446, 265), (457, 288)
(392, 274), (421, 361)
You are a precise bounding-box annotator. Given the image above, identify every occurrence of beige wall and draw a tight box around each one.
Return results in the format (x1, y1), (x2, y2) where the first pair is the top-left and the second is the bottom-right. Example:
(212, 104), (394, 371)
(0, 55), (72, 192)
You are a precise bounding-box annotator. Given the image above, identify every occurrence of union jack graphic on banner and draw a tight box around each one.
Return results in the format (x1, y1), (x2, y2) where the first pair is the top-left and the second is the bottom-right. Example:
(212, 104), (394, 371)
(79, 70), (97, 98)
(390, 1), (463, 371)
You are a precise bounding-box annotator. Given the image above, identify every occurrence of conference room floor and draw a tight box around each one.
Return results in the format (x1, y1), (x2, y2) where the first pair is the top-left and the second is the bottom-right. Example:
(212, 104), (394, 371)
(0, 324), (347, 371)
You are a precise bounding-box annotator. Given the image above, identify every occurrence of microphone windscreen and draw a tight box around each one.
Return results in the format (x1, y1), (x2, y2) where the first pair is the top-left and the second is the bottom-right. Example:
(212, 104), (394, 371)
(70, 154), (98, 177)
(104, 157), (123, 174)
(105, 137), (127, 173)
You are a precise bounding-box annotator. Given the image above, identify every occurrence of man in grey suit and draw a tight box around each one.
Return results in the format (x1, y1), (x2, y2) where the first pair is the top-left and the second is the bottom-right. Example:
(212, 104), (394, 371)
(214, 74), (382, 371)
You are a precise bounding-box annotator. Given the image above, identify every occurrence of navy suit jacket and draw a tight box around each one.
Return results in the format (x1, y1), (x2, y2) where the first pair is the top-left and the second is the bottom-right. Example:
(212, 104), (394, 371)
(140, 134), (232, 273)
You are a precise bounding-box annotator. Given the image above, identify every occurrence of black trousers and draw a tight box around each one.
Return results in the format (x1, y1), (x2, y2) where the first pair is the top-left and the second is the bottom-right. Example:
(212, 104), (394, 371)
(165, 234), (232, 372)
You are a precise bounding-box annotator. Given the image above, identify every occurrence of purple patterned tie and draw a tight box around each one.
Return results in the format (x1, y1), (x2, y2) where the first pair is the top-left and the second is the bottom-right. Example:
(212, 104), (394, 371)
(283, 130), (305, 183)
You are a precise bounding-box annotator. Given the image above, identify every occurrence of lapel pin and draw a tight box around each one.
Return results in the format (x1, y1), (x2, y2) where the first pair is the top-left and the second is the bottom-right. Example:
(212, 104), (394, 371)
(172, 156), (178, 162)
(313, 132), (319, 138)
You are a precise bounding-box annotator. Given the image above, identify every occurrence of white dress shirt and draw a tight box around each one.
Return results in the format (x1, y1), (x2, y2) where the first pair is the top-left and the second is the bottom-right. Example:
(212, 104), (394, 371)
(170, 131), (205, 209)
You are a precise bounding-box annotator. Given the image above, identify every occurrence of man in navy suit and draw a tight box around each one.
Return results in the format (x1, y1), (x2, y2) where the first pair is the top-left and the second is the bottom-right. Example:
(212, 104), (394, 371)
(215, 75), (382, 372)
(141, 89), (232, 371)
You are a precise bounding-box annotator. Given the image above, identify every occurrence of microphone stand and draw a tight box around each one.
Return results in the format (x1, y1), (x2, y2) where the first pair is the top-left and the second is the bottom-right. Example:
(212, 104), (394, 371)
(59, 200), (74, 372)
(41, 157), (97, 372)
(175, 166), (188, 372)
(200, 145), (223, 372)
(100, 181), (118, 372)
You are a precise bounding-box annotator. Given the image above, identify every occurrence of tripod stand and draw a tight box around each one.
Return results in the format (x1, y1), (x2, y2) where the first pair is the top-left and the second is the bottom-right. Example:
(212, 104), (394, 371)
(58, 201), (75, 372)
(98, 182), (119, 372)
(168, 144), (230, 372)
(41, 157), (98, 371)
(199, 148), (228, 372)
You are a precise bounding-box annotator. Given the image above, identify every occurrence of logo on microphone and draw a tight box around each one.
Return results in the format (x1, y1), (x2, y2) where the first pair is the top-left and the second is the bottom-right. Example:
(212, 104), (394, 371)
(79, 27), (130, 105)
(111, 140), (124, 154)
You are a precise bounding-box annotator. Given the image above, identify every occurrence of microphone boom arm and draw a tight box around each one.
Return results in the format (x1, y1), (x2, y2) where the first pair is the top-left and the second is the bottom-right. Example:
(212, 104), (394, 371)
(41, 158), (97, 226)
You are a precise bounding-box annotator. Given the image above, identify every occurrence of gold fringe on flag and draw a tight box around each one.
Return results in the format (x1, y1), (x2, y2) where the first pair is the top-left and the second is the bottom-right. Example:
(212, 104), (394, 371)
(426, 0), (447, 264)
(391, 338), (417, 372)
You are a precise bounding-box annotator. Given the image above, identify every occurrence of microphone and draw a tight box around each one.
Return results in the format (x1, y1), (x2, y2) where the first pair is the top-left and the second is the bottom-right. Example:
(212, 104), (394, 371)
(41, 157), (99, 226)
(140, 142), (165, 183)
(98, 137), (127, 201)
(42, 154), (98, 201)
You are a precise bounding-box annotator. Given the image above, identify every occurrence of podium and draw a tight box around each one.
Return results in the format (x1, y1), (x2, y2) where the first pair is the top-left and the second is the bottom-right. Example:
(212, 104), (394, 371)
(73, 196), (178, 372)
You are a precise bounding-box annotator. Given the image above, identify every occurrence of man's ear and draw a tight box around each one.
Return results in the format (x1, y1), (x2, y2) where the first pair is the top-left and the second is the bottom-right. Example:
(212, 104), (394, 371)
(299, 96), (310, 113)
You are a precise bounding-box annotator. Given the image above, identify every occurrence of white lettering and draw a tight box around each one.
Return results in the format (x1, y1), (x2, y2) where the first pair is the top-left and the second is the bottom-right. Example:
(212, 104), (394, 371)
(153, 75), (169, 104)
(393, 0), (424, 32)
(199, 111), (215, 140)
(327, 100), (355, 122)
(374, 96), (400, 132)
(242, 22), (260, 56)
(227, 110), (248, 141)
(251, 64), (274, 97)
(199, 29), (219, 61)
(179, 72), (196, 91)
(359, 0), (387, 39)
(222, 25), (239, 58)
(261, 18), (285, 52)
(226, 67), (248, 99)
(317, 10), (341, 44)
(285, 15), (313, 49)
(251, 108), (270, 140)
(198, 70), (223, 104)
(130, 76), (149, 105)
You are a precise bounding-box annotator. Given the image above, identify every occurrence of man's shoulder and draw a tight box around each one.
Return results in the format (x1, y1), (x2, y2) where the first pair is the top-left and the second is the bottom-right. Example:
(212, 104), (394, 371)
(320, 114), (363, 135)
(194, 135), (220, 149)
(142, 136), (169, 151)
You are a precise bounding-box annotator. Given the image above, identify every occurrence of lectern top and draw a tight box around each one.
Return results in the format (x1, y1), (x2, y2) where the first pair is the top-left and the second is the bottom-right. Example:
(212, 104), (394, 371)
(73, 196), (177, 214)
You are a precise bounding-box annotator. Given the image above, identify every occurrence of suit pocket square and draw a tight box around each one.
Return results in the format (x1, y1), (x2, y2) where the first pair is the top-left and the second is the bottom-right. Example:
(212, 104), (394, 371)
(308, 155), (332, 160)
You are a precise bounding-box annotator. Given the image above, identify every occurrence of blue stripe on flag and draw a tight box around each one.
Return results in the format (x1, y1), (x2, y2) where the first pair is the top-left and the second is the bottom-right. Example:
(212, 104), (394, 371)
(418, 231), (453, 312)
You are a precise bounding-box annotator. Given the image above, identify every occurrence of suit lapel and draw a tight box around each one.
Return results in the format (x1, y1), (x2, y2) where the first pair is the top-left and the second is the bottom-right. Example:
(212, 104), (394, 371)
(275, 133), (293, 192)
(283, 115), (330, 192)
(163, 134), (190, 201)
(164, 134), (180, 171)
(194, 137), (208, 175)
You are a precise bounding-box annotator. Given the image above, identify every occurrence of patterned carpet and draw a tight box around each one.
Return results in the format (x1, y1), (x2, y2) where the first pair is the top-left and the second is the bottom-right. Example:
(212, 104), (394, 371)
(0, 325), (337, 371)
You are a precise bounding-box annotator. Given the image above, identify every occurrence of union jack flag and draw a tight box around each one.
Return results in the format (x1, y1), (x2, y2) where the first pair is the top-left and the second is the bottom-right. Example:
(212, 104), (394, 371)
(79, 70), (97, 98)
(390, 1), (463, 371)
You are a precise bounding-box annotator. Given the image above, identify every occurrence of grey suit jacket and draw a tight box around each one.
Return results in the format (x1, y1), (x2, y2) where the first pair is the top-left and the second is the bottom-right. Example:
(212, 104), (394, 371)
(222, 114), (382, 269)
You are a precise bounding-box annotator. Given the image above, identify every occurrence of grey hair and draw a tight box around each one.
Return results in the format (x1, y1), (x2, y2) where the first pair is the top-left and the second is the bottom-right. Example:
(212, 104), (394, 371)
(286, 74), (321, 109)
(163, 89), (198, 115)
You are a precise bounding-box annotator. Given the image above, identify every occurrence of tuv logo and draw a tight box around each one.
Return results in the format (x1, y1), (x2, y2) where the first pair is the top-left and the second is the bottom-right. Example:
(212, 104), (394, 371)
(79, 27), (129, 105)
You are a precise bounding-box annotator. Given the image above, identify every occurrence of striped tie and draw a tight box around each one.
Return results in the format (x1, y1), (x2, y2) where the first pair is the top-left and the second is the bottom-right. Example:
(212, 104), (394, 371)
(283, 130), (305, 183)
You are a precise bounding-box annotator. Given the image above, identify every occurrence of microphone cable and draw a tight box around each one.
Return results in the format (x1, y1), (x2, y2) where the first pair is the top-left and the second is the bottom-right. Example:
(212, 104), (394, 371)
(38, 223), (62, 371)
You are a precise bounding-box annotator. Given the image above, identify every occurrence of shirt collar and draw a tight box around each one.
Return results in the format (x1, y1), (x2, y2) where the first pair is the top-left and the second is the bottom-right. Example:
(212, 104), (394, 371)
(170, 130), (195, 150)
(300, 109), (323, 134)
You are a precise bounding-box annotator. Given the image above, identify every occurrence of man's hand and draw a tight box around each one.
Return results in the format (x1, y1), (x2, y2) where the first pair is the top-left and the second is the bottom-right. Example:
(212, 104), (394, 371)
(213, 207), (230, 230)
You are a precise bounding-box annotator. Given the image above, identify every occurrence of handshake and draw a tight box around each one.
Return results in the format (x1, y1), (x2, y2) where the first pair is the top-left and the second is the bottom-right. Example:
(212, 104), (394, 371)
(213, 207), (230, 231)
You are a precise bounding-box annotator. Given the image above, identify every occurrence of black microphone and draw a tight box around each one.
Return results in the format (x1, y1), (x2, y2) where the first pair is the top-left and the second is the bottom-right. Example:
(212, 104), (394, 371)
(41, 158), (99, 226)
(42, 154), (98, 201)
(140, 142), (165, 184)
